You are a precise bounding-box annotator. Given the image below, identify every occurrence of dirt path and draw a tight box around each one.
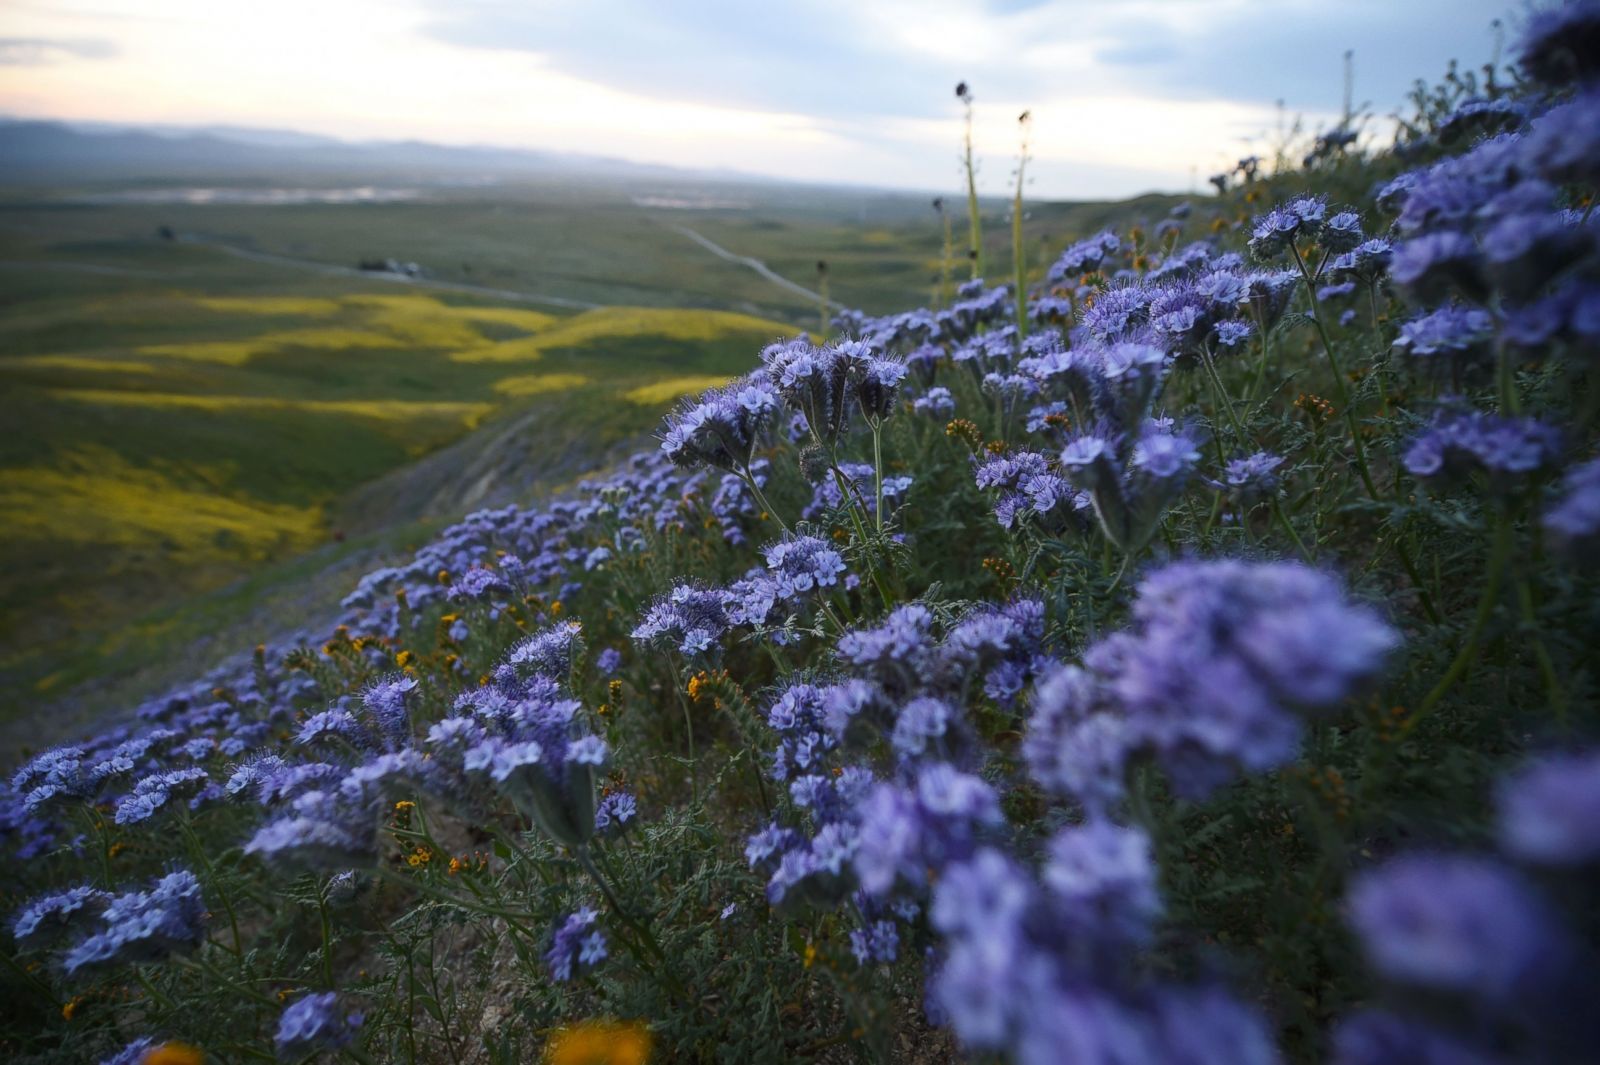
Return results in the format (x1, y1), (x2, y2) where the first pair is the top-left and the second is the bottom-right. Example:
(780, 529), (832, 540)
(665, 224), (845, 310)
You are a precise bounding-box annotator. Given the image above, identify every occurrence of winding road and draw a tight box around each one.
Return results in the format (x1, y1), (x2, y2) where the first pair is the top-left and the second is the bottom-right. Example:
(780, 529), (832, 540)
(665, 224), (846, 311)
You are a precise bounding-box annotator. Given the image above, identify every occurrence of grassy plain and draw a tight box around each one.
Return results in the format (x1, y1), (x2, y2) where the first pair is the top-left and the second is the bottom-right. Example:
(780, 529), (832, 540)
(0, 172), (1177, 731)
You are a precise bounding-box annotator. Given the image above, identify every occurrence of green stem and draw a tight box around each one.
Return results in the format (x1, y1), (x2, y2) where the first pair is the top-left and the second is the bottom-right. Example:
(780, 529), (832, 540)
(172, 953), (279, 1010)
(870, 424), (886, 535)
(1514, 574), (1567, 726)
(666, 653), (699, 806)
(1272, 496), (1316, 563)
(1496, 337), (1522, 415)
(1291, 244), (1376, 500)
(1400, 510), (1513, 738)
(317, 882), (336, 988)
(1292, 244), (1440, 622)
(135, 966), (178, 1013)
(575, 847), (688, 1001)
(963, 101), (982, 279)
(739, 467), (790, 534)
(180, 815), (242, 958)
(0, 947), (59, 1009)
(1198, 343), (1247, 444)
(939, 207), (955, 307)
(828, 461), (894, 608)
(1245, 307), (1272, 403)
(1012, 127), (1029, 337)
(1105, 552), (1134, 598)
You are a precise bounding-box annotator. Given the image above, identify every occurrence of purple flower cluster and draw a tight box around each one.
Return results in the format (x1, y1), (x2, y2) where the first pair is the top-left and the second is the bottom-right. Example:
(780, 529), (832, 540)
(912, 385), (955, 419)
(12, 884), (110, 950)
(761, 337), (906, 445)
(276, 992), (364, 1058)
(594, 789), (637, 834)
(1392, 304), (1494, 367)
(1544, 455), (1600, 556)
(1337, 749), (1600, 1062)
(802, 462), (911, 520)
(545, 906), (607, 981)
(631, 582), (732, 657)
(59, 869), (207, 974)
(1378, 72), (1600, 372)
(660, 375), (779, 472)
(1060, 420), (1206, 551)
(973, 449), (1088, 532)
(763, 534), (847, 598)
(927, 839), (1278, 1063)
(1403, 410), (1563, 485)
(113, 767), (211, 825)
(450, 678), (606, 849)
(1248, 195), (1330, 259)
(1027, 560), (1396, 804)
(507, 620), (584, 679)
(1215, 451), (1284, 504)
(1047, 229), (1122, 282)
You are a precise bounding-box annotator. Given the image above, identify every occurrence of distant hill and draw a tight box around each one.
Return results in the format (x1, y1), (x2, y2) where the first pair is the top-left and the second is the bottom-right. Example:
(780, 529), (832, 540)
(0, 118), (728, 184)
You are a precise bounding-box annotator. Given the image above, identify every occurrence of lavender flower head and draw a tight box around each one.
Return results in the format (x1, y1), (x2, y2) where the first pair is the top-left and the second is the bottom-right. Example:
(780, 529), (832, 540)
(1390, 231), (1485, 303)
(762, 338), (860, 444)
(1393, 305), (1494, 365)
(1517, 0), (1600, 86)
(448, 565), (509, 600)
(546, 906), (608, 981)
(1028, 561), (1397, 804)
(595, 647), (624, 676)
(1404, 411), (1562, 485)
(854, 763), (1002, 896)
(276, 991), (364, 1059)
(12, 884), (110, 950)
(763, 534), (847, 598)
(974, 449), (1086, 533)
(659, 375), (779, 472)
(1544, 456), (1600, 556)
(113, 767), (210, 826)
(1048, 229), (1121, 281)
(836, 604), (937, 694)
(508, 620), (584, 679)
(1497, 750), (1600, 866)
(913, 386), (956, 419)
(1043, 819), (1161, 944)
(244, 795), (376, 871)
(1347, 854), (1565, 1004)
(64, 869), (207, 973)
(361, 674), (417, 749)
(1248, 195), (1327, 258)
(631, 582), (731, 657)
(594, 789), (638, 833)
(1217, 451), (1284, 504)
(856, 356), (908, 422)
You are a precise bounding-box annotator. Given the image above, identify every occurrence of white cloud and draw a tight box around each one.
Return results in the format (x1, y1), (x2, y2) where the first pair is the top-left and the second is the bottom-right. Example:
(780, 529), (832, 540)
(0, 0), (1524, 197)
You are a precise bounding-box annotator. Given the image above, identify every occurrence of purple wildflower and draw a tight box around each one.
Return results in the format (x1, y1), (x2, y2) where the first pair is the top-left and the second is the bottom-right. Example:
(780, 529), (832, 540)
(1497, 750), (1600, 866)
(1545, 456), (1600, 555)
(276, 992), (363, 1058)
(1347, 854), (1565, 1004)
(546, 907), (607, 981)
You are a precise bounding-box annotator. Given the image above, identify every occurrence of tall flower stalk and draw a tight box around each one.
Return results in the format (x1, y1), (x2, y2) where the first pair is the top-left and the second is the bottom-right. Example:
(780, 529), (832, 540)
(957, 81), (982, 279)
(1012, 109), (1032, 338)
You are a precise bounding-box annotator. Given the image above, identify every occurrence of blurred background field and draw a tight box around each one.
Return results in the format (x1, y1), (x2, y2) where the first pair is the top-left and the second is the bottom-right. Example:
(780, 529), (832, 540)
(0, 145), (1175, 736)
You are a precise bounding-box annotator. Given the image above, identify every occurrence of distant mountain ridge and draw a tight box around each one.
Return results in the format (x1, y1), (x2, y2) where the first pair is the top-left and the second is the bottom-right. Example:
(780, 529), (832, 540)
(0, 118), (747, 184)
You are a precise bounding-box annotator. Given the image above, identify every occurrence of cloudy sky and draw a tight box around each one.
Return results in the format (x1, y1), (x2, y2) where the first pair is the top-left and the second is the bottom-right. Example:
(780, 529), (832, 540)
(1, 0), (1522, 198)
